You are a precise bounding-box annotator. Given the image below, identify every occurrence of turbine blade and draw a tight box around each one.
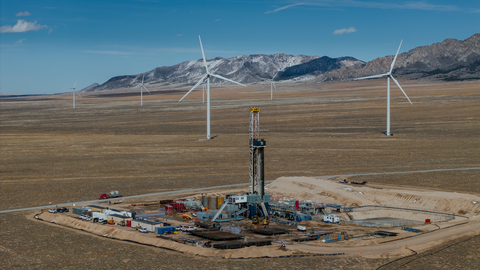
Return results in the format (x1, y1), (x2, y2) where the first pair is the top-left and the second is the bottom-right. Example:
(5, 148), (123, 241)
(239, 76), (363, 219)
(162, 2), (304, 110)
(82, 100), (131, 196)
(210, 74), (245, 86)
(74, 78), (78, 89)
(273, 82), (277, 92)
(354, 73), (389, 80)
(272, 71), (279, 80)
(389, 40), (403, 74)
(142, 74), (145, 85)
(179, 74), (208, 102)
(143, 86), (151, 94)
(199, 35), (209, 74)
(390, 75), (412, 104)
(76, 91), (81, 98)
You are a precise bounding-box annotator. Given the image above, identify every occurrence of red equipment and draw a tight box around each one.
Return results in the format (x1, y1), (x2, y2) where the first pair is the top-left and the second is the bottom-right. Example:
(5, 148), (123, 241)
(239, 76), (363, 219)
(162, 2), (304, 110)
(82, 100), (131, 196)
(169, 202), (187, 212)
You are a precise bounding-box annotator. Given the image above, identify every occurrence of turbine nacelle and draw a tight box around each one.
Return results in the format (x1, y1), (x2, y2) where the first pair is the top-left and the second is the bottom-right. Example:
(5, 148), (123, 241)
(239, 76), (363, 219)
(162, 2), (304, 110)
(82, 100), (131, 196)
(179, 36), (245, 103)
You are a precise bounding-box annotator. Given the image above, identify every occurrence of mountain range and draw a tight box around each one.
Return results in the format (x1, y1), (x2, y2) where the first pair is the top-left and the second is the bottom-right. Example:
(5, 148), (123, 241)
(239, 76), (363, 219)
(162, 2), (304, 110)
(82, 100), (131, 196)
(86, 33), (480, 92)
(317, 33), (480, 82)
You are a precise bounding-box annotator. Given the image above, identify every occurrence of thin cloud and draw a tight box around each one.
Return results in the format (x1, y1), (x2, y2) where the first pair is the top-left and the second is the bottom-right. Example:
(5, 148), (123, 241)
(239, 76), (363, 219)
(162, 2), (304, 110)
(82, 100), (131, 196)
(333, 27), (356, 35)
(84, 50), (132, 55)
(176, 33), (183, 36)
(16, 11), (32, 17)
(265, 3), (305, 14)
(215, 19), (221, 22)
(266, 1), (460, 13)
(15, 38), (26, 44)
(0, 20), (47, 33)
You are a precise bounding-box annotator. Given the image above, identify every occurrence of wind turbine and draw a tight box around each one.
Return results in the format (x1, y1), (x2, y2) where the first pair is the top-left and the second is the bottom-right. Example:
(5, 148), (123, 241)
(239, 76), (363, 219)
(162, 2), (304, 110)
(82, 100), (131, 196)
(67, 79), (81, 109)
(270, 71), (278, 100)
(137, 75), (151, 106)
(179, 35), (246, 139)
(354, 40), (412, 136)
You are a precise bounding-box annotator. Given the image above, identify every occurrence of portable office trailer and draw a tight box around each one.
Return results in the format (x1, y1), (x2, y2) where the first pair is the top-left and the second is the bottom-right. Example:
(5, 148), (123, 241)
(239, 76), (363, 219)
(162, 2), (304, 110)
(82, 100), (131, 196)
(72, 207), (91, 216)
(156, 226), (176, 235)
(108, 214), (132, 224)
(323, 215), (340, 223)
(230, 196), (247, 204)
(92, 211), (107, 220)
(131, 219), (161, 232)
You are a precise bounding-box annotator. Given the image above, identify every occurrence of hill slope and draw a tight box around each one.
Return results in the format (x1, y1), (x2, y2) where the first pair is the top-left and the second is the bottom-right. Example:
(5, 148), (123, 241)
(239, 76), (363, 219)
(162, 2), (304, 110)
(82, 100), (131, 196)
(317, 33), (480, 82)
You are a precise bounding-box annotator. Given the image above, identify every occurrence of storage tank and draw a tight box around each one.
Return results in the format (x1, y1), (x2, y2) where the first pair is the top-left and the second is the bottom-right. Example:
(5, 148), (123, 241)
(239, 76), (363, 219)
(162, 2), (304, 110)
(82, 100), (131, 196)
(201, 196), (208, 208)
(206, 196), (211, 209)
(217, 197), (225, 206)
(209, 197), (217, 210)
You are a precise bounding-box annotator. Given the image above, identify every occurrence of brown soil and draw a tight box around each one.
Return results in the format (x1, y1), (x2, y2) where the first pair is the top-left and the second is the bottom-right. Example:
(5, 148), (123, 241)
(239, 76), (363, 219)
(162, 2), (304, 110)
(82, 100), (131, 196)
(1, 79), (479, 268)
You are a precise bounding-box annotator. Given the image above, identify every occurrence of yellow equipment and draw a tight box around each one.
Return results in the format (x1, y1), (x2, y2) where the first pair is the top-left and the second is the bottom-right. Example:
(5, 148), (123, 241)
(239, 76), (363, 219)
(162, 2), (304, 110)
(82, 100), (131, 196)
(252, 215), (260, 224)
(262, 219), (269, 226)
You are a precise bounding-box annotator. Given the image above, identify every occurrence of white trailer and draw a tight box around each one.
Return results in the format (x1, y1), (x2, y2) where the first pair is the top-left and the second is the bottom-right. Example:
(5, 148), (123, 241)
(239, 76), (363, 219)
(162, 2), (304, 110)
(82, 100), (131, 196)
(103, 209), (133, 217)
(229, 196), (247, 204)
(92, 211), (107, 221)
(323, 215), (340, 224)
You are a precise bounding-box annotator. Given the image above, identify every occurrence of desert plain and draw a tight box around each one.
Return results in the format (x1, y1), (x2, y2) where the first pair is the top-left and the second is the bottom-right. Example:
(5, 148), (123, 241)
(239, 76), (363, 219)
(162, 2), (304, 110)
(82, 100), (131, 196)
(1, 79), (479, 269)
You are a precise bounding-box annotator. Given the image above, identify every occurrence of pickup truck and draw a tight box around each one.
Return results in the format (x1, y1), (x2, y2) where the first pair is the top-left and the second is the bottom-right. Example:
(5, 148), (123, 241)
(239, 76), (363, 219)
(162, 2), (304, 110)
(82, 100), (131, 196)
(138, 227), (149, 233)
(180, 225), (197, 232)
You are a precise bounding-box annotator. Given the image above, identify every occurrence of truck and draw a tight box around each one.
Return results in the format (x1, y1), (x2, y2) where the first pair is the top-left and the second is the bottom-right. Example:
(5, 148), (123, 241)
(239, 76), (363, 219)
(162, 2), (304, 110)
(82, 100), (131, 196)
(99, 191), (122, 200)
(297, 225), (306, 231)
(350, 181), (367, 185)
(169, 202), (187, 212)
(179, 225), (197, 232)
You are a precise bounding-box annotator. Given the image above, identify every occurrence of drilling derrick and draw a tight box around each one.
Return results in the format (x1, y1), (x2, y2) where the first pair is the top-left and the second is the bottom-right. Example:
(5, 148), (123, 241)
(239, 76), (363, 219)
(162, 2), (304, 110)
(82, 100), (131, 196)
(248, 107), (268, 220)
(249, 107), (260, 194)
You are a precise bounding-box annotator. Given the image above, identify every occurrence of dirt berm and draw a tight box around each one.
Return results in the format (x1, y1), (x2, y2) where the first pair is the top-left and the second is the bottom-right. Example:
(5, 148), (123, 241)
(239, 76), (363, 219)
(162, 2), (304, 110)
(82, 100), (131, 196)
(268, 177), (480, 219)
(37, 212), (293, 259)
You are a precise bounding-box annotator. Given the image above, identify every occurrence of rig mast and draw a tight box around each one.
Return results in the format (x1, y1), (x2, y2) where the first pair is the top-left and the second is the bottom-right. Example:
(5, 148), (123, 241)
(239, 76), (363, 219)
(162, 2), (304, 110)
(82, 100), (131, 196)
(249, 107), (265, 198)
(249, 108), (259, 194)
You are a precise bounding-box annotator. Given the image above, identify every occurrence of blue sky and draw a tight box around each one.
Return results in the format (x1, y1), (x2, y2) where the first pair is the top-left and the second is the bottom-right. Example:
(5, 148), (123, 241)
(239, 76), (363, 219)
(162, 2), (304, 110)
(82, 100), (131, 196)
(1, 0), (479, 95)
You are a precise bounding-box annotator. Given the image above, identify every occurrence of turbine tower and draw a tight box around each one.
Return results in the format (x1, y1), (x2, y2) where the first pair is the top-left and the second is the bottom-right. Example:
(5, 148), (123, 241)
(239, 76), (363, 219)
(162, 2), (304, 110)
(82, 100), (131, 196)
(179, 35), (246, 139)
(270, 71), (278, 100)
(137, 75), (151, 106)
(354, 40), (412, 136)
(67, 79), (81, 109)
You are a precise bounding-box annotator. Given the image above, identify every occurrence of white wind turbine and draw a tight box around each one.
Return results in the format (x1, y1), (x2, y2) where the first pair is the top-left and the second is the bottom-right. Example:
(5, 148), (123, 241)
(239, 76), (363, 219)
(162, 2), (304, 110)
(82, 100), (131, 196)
(67, 78), (81, 109)
(270, 71), (279, 100)
(137, 75), (151, 106)
(354, 40), (412, 136)
(179, 35), (246, 139)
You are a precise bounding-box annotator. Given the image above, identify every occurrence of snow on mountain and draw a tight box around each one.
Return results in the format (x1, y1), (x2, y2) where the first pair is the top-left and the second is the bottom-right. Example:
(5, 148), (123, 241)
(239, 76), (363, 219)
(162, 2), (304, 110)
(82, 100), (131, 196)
(90, 53), (319, 91)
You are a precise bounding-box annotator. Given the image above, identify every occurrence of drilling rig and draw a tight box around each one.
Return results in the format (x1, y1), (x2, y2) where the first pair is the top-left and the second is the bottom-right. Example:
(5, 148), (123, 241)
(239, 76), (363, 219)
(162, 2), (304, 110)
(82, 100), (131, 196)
(248, 107), (269, 223)
(211, 107), (271, 224)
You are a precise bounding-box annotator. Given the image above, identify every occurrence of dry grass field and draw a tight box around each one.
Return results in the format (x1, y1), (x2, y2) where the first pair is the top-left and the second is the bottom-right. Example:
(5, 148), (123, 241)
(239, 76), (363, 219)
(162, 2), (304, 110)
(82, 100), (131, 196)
(1, 79), (479, 269)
